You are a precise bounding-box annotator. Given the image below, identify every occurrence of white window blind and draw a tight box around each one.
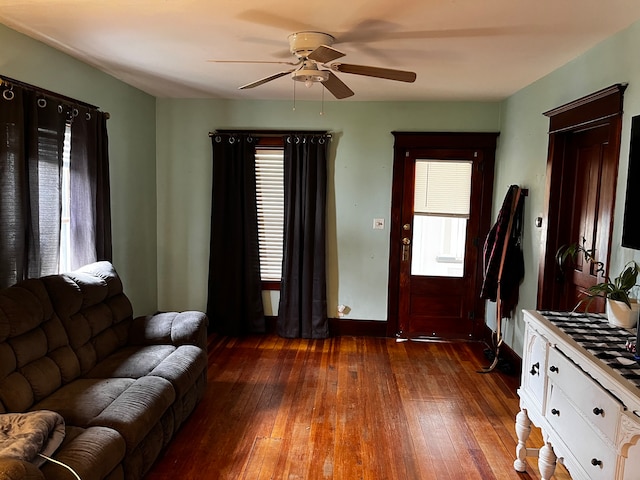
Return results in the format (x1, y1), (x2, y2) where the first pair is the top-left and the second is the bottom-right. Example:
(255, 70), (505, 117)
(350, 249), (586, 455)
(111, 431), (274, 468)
(414, 159), (472, 218)
(59, 124), (72, 273)
(255, 148), (284, 281)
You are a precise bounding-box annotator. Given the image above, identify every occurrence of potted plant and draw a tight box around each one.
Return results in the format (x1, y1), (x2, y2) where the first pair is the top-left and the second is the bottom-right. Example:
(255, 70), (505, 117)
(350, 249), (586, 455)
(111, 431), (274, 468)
(556, 239), (640, 328)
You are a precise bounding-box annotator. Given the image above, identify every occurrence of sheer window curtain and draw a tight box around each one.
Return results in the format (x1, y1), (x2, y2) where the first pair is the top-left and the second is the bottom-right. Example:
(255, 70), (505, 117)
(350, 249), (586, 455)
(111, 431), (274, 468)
(207, 134), (266, 335)
(277, 134), (329, 339)
(0, 79), (111, 289)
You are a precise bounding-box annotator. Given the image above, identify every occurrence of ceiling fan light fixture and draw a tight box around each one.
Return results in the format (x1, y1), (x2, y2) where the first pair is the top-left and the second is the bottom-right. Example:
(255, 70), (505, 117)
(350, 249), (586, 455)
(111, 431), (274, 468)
(292, 68), (330, 86)
(228, 31), (416, 99)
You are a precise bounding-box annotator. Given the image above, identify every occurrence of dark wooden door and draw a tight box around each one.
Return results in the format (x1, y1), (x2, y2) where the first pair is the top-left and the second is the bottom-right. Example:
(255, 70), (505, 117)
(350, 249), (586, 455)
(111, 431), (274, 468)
(558, 125), (616, 311)
(388, 133), (497, 340)
(538, 85), (625, 311)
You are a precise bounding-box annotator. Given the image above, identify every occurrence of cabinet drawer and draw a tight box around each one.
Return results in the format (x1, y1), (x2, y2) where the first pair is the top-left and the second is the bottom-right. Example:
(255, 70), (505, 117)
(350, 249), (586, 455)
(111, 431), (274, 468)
(547, 385), (617, 480)
(548, 346), (620, 442)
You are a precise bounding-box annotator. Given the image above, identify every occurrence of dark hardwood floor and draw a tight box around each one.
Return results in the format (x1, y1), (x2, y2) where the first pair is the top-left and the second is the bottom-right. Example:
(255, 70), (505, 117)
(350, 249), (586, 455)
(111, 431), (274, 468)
(145, 335), (570, 479)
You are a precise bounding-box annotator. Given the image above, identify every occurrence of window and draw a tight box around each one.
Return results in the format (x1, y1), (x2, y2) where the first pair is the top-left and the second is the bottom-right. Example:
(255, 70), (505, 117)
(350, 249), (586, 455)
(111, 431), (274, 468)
(255, 141), (284, 285)
(411, 159), (473, 277)
(59, 124), (72, 272)
(0, 78), (111, 289)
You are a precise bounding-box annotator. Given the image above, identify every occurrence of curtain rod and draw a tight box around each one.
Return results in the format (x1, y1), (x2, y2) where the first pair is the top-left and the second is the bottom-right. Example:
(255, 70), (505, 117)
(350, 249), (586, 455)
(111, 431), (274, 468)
(209, 129), (331, 138)
(1, 74), (109, 118)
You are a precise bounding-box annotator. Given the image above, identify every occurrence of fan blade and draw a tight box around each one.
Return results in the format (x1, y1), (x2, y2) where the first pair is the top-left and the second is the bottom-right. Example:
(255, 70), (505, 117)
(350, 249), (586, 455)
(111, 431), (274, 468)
(308, 45), (345, 64)
(322, 72), (354, 99)
(331, 63), (416, 83)
(237, 10), (316, 33)
(239, 70), (296, 89)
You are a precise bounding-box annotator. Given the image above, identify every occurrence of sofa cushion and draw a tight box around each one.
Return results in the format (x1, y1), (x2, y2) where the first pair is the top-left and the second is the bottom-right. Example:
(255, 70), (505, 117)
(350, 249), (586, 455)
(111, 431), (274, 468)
(85, 345), (177, 379)
(149, 345), (207, 398)
(42, 264), (134, 376)
(88, 376), (175, 452)
(32, 378), (136, 427)
(0, 279), (53, 342)
(0, 457), (45, 480)
(40, 425), (126, 480)
(0, 279), (79, 414)
(33, 375), (175, 455)
(129, 311), (208, 348)
(84, 343), (206, 399)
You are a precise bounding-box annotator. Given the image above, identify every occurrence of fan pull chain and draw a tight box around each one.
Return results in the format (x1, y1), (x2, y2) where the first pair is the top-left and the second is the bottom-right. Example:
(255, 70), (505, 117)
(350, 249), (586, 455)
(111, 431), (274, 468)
(320, 85), (325, 116)
(292, 80), (296, 111)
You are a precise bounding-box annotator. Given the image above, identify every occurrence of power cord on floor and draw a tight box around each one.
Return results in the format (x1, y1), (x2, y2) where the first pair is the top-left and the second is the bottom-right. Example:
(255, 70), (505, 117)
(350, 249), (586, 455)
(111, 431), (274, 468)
(38, 453), (82, 480)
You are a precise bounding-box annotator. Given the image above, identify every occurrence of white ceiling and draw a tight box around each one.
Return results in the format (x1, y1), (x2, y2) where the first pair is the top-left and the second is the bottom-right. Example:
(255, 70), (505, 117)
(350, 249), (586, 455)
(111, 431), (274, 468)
(2, 0), (640, 102)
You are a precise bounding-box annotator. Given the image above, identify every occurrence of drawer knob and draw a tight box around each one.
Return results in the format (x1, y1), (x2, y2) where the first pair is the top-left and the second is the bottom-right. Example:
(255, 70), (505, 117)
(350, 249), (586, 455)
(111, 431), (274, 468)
(530, 362), (540, 375)
(551, 408), (560, 416)
(591, 458), (602, 467)
(549, 365), (559, 373)
(593, 407), (604, 416)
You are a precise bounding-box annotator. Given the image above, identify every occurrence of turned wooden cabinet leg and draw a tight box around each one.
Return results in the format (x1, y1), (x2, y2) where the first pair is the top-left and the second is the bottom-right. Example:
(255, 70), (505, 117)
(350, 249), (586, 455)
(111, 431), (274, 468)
(538, 442), (557, 480)
(513, 408), (532, 472)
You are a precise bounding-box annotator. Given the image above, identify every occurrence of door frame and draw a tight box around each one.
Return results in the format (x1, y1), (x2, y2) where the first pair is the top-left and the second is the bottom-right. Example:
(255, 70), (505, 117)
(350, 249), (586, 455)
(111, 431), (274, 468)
(537, 84), (627, 310)
(387, 132), (498, 337)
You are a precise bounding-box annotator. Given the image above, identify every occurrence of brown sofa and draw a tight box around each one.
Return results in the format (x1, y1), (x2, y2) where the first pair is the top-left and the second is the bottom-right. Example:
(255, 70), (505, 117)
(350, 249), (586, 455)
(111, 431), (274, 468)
(0, 262), (208, 480)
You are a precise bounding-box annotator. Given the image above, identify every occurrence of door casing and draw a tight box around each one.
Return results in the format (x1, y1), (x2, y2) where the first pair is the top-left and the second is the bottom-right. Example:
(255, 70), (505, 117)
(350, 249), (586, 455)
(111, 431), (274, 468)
(537, 84), (626, 311)
(387, 132), (498, 338)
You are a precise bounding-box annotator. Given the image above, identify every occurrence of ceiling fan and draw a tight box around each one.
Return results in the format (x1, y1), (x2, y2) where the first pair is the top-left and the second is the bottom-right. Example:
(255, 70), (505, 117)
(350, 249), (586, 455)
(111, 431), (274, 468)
(213, 31), (417, 99)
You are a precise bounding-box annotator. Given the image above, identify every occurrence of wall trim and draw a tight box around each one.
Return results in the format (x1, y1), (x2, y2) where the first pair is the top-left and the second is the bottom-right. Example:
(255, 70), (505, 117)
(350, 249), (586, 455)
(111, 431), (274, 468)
(265, 316), (395, 337)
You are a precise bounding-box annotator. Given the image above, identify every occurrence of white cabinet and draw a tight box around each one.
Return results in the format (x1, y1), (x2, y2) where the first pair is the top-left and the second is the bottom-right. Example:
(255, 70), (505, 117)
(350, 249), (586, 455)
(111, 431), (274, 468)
(515, 310), (640, 479)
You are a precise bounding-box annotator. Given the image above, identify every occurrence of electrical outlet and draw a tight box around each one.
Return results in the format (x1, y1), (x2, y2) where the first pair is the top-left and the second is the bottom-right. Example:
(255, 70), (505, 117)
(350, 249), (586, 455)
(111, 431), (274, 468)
(373, 218), (384, 230)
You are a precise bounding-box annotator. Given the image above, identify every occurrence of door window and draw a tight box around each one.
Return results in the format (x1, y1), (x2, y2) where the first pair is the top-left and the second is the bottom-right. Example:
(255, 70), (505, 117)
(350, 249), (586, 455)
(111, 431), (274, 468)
(411, 159), (472, 278)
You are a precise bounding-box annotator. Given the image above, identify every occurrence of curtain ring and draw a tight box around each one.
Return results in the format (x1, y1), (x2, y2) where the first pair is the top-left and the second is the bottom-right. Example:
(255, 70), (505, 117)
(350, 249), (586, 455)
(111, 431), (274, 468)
(86, 112), (91, 120)
(215, 135), (222, 143)
(58, 105), (64, 114)
(286, 136), (292, 144)
(247, 136), (254, 143)
(3, 88), (14, 101)
(319, 137), (326, 144)
(295, 136), (300, 144)
(37, 98), (47, 108)
(229, 136), (235, 144)
(72, 108), (79, 117)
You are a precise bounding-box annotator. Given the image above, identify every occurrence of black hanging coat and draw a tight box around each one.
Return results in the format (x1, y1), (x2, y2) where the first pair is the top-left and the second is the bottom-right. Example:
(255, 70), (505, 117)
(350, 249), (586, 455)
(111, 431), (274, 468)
(480, 185), (525, 318)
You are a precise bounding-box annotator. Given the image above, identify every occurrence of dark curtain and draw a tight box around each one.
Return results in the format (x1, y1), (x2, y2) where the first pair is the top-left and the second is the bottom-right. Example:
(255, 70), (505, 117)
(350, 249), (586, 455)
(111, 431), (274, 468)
(0, 79), (111, 289)
(207, 134), (265, 335)
(277, 134), (329, 339)
(70, 107), (112, 269)
(0, 86), (66, 288)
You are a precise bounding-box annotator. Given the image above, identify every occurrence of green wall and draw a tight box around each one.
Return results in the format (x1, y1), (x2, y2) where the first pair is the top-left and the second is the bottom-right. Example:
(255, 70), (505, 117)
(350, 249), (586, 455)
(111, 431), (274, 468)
(8, 16), (640, 356)
(155, 99), (501, 320)
(492, 20), (640, 356)
(1, 24), (158, 315)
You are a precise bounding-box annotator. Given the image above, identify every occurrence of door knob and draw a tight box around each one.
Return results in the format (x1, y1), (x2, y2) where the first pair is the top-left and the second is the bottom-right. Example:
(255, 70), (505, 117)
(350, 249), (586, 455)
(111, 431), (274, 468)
(402, 237), (411, 261)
